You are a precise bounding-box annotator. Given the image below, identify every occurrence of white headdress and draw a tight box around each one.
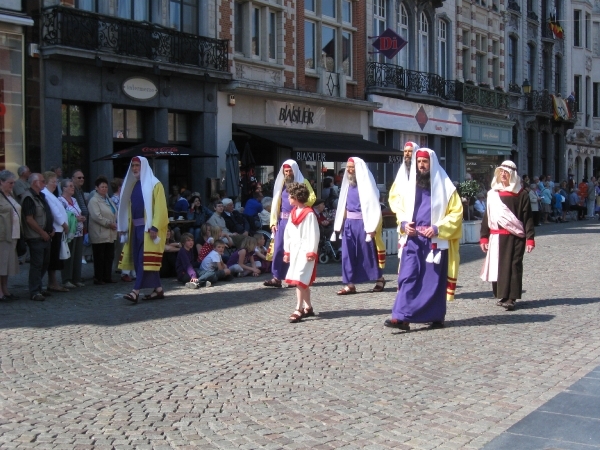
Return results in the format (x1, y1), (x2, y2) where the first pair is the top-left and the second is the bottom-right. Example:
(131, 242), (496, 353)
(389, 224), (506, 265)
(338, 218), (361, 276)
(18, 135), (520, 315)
(270, 160), (305, 225)
(398, 148), (456, 251)
(490, 160), (521, 194)
(118, 156), (160, 232)
(393, 141), (419, 187)
(332, 157), (381, 242)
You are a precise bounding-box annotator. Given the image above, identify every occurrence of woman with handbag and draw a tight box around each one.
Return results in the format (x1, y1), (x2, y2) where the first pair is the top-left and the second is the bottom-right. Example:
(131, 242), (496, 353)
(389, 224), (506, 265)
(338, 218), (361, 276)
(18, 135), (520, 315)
(88, 176), (118, 284)
(59, 179), (86, 288)
(0, 170), (22, 300)
(42, 171), (70, 292)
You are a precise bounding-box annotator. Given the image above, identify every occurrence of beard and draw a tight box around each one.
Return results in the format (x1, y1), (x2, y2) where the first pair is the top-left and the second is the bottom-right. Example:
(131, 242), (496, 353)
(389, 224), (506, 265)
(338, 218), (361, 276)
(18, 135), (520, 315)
(416, 170), (431, 189)
(347, 173), (357, 187)
(284, 174), (295, 189)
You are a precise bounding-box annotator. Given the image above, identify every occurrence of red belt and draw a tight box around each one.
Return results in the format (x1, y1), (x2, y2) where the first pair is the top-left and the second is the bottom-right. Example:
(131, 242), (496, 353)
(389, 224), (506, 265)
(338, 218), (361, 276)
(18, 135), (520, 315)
(490, 229), (510, 235)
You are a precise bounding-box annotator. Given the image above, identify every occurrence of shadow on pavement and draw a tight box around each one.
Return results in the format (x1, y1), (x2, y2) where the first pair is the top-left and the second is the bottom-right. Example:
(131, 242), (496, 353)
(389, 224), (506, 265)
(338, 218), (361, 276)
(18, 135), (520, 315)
(315, 308), (390, 320)
(517, 297), (600, 310)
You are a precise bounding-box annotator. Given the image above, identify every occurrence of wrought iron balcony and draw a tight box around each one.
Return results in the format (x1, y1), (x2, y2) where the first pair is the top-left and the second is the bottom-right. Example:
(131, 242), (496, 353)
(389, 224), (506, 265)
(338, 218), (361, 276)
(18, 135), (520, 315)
(41, 5), (229, 72)
(524, 90), (553, 114)
(565, 99), (577, 121)
(461, 83), (509, 109)
(366, 62), (459, 101)
(507, 0), (521, 12)
(541, 22), (555, 39)
(508, 83), (522, 94)
(527, 10), (539, 21)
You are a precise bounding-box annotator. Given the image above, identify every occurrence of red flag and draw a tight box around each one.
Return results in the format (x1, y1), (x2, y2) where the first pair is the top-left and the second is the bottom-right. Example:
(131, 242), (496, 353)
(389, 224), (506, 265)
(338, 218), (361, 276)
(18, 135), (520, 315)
(549, 14), (564, 39)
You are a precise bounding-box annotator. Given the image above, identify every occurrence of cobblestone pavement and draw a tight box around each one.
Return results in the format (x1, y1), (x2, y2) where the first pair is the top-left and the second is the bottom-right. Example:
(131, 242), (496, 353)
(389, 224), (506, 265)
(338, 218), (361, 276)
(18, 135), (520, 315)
(1, 220), (599, 449)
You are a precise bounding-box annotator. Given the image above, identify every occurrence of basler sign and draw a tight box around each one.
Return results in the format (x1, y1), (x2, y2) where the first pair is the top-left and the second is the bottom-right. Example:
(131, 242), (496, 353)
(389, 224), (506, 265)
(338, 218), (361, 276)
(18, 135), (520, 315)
(266, 100), (326, 129)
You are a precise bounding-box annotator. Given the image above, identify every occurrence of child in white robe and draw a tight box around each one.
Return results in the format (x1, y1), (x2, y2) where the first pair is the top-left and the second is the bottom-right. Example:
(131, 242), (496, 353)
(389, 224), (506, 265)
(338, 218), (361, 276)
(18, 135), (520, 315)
(283, 182), (319, 323)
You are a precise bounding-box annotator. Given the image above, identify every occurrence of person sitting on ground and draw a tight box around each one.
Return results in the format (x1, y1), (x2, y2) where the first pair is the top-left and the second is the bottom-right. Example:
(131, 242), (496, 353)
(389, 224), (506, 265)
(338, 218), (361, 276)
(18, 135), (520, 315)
(200, 239), (233, 282)
(253, 233), (271, 273)
(159, 227), (181, 278)
(197, 224), (232, 264)
(259, 197), (272, 232)
(176, 232), (218, 289)
(207, 200), (245, 248)
(222, 197), (250, 241)
(226, 236), (261, 277)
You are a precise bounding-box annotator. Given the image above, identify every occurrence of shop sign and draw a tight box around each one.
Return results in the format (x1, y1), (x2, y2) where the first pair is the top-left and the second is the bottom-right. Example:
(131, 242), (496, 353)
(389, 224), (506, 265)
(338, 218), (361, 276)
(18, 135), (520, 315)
(266, 100), (326, 129)
(371, 28), (407, 60)
(295, 151), (401, 164)
(122, 77), (158, 100)
(370, 95), (462, 137)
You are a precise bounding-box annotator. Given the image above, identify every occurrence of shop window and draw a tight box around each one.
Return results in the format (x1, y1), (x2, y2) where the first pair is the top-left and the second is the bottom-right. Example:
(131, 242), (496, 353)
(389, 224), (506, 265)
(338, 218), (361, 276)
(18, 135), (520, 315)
(169, 0), (198, 34)
(439, 138), (448, 171)
(117, 0), (150, 21)
(168, 113), (190, 143)
(113, 108), (143, 140)
(0, 31), (24, 170)
(397, 4), (409, 69)
(304, 0), (355, 78)
(62, 104), (87, 179)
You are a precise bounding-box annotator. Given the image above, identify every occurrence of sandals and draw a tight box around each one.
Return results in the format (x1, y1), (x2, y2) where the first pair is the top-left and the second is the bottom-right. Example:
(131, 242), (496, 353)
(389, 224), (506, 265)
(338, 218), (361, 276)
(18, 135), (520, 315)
(144, 289), (165, 300)
(496, 298), (508, 306)
(337, 285), (357, 295)
(123, 291), (139, 304)
(302, 307), (315, 317)
(289, 310), (303, 323)
(383, 319), (410, 331)
(371, 279), (386, 293)
(264, 279), (282, 288)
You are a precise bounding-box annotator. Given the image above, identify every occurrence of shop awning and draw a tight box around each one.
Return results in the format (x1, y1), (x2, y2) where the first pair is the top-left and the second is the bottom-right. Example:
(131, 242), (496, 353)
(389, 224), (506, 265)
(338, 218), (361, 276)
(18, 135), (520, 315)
(234, 125), (402, 163)
(463, 144), (512, 156)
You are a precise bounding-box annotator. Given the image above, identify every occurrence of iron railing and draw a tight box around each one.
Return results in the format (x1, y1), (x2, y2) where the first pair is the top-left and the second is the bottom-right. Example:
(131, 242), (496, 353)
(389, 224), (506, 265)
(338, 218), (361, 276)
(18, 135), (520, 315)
(41, 6), (229, 72)
(524, 90), (553, 114)
(541, 21), (555, 39)
(508, 83), (522, 94)
(461, 83), (509, 109)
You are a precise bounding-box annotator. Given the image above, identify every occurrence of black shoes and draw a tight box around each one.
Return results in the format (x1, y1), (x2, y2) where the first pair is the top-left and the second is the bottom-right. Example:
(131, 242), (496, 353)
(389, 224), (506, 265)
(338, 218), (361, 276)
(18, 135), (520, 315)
(384, 319), (410, 331)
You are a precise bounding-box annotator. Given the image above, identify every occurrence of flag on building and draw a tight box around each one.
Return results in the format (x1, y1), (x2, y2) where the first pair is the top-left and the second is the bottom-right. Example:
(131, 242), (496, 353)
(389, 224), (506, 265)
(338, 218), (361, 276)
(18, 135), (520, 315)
(549, 14), (564, 39)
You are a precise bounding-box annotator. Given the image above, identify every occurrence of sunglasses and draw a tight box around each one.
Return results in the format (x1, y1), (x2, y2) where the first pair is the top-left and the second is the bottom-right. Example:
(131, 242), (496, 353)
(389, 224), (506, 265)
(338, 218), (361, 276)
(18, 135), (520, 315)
(76, 176), (85, 179)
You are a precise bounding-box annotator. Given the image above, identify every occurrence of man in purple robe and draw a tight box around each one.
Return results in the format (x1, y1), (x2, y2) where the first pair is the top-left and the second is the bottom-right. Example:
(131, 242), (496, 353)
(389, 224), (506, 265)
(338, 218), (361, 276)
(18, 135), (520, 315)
(385, 149), (463, 331)
(332, 158), (386, 295)
(263, 160), (315, 288)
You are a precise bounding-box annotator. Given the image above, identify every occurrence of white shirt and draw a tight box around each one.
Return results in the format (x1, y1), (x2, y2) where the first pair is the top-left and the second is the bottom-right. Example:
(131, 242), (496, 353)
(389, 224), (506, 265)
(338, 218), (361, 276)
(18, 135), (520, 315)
(201, 250), (222, 271)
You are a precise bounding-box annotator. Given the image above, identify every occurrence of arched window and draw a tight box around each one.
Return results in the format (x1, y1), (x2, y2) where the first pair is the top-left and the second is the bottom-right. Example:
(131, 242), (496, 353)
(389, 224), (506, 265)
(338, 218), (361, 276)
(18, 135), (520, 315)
(397, 4), (409, 68)
(437, 20), (447, 78)
(418, 12), (429, 72)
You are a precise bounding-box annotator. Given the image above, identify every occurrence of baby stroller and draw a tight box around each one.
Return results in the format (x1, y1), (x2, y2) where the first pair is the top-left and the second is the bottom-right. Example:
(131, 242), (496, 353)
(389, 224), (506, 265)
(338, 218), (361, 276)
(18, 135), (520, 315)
(318, 226), (341, 264)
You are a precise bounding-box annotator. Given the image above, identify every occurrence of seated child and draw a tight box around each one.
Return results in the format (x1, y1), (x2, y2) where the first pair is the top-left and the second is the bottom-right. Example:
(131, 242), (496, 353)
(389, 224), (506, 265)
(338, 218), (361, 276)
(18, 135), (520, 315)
(226, 236), (261, 277)
(200, 239), (233, 281)
(175, 233), (217, 288)
(160, 227), (182, 278)
(253, 233), (271, 274)
(197, 225), (228, 263)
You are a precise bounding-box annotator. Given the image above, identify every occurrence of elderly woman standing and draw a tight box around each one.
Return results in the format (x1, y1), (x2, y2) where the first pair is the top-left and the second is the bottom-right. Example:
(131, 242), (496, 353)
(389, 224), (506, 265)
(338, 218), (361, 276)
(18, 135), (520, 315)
(42, 171), (70, 292)
(0, 170), (21, 300)
(88, 176), (118, 284)
(59, 178), (86, 288)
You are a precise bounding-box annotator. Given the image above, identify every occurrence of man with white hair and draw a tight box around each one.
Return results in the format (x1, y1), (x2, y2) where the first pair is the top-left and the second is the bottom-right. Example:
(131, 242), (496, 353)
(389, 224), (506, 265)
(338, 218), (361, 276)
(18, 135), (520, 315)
(388, 141), (419, 214)
(118, 156), (169, 304)
(264, 160), (315, 288)
(480, 160), (535, 311)
(332, 157), (386, 294)
(385, 148), (463, 331)
(13, 165), (31, 203)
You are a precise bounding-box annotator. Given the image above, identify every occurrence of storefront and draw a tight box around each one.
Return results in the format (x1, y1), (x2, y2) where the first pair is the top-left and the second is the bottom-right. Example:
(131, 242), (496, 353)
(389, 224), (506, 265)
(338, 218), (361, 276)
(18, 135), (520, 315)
(40, 58), (223, 194)
(368, 94), (463, 181)
(0, 7), (33, 172)
(218, 92), (396, 198)
(462, 115), (514, 187)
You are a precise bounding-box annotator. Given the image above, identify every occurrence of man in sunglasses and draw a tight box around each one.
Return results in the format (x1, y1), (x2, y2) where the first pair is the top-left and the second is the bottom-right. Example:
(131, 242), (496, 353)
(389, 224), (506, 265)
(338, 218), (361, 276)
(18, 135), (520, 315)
(72, 170), (89, 226)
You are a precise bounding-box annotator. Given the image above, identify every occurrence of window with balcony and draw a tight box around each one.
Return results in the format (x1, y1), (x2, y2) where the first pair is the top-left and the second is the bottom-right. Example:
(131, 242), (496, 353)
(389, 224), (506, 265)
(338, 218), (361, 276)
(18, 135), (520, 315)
(527, 43), (536, 88)
(396, 3), (409, 69)
(574, 75), (582, 112)
(475, 33), (487, 83)
(462, 29), (471, 80)
(169, 0), (198, 34)
(235, 2), (243, 53)
(492, 40), (499, 86)
(555, 55), (562, 93)
(373, 0), (386, 63)
(418, 13), (429, 73)
(574, 10), (581, 47)
(542, 48), (551, 90)
(593, 82), (599, 117)
(268, 11), (277, 60)
(76, 0), (98, 12)
(304, 0), (354, 77)
(252, 7), (260, 57)
(438, 20), (448, 78)
(117, 0), (150, 21)
(508, 36), (517, 84)
(168, 113), (190, 143)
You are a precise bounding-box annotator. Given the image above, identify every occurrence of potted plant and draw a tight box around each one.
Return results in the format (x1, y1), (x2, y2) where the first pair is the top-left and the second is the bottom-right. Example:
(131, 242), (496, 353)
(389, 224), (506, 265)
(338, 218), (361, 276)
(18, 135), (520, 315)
(457, 180), (482, 243)
(495, 85), (504, 91)
(479, 82), (491, 89)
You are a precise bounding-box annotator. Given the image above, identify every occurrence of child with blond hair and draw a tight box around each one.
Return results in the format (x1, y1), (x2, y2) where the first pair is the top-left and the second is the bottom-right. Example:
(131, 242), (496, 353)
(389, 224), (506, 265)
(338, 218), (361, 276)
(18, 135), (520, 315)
(226, 236), (261, 277)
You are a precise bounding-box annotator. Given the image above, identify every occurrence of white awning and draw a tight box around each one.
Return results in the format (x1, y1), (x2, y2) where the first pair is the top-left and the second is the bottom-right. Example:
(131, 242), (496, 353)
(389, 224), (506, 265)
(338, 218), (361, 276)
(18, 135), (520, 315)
(0, 14), (34, 27)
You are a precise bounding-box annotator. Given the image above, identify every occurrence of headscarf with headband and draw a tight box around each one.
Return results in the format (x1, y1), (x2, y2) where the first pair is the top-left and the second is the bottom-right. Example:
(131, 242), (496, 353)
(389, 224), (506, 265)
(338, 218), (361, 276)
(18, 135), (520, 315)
(389, 141), (419, 213)
(270, 160), (306, 226)
(490, 160), (521, 194)
(398, 148), (456, 250)
(118, 156), (161, 232)
(332, 157), (381, 241)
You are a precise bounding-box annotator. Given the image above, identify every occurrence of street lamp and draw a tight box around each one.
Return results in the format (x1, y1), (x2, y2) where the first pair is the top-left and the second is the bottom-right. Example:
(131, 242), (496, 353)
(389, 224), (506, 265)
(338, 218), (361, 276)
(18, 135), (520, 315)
(522, 79), (531, 94)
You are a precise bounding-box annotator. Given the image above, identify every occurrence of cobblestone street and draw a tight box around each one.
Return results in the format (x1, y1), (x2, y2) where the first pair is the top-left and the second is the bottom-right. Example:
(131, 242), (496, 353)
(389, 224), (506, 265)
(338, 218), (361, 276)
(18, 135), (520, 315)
(1, 221), (599, 449)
